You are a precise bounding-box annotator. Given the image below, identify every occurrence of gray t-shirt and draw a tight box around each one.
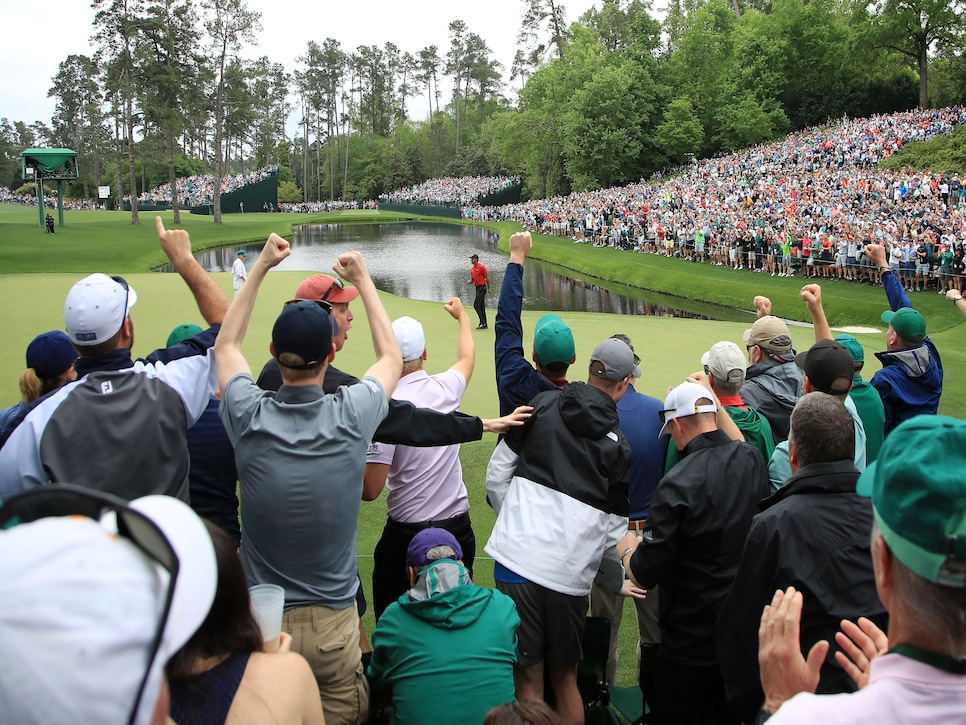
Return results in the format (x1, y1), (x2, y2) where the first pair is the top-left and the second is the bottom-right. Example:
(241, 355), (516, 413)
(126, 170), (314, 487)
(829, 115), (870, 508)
(220, 372), (388, 609)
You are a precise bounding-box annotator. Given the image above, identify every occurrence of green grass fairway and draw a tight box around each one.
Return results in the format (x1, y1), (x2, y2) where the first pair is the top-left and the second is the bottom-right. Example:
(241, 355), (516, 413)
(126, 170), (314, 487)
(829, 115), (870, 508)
(1, 204), (964, 686)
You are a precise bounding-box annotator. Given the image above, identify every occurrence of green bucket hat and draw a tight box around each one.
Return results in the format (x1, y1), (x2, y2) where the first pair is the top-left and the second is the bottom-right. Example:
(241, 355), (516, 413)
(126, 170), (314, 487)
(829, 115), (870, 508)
(881, 307), (926, 344)
(857, 415), (966, 587)
(533, 314), (575, 367)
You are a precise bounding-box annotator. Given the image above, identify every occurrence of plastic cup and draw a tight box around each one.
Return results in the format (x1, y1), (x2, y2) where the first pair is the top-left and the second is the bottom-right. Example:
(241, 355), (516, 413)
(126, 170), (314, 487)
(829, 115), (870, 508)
(249, 583), (285, 651)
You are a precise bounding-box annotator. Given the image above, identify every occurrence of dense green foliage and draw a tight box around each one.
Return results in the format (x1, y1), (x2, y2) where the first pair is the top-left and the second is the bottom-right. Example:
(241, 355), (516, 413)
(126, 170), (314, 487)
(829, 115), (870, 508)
(2, 0), (964, 209)
(880, 122), (966, 173)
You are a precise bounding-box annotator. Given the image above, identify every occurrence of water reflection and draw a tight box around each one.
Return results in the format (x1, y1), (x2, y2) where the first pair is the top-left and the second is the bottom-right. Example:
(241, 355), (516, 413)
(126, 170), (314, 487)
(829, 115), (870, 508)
(171, 222), (751, 321)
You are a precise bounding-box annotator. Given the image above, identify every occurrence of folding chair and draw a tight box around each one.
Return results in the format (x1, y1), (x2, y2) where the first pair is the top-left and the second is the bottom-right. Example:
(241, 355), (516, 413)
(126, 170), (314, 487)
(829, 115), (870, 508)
(579, 616), (623, 725)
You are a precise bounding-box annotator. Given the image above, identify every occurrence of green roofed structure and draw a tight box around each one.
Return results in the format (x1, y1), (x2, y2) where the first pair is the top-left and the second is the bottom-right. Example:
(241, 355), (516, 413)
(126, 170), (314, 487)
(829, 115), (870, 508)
(21, 148), (79, 229)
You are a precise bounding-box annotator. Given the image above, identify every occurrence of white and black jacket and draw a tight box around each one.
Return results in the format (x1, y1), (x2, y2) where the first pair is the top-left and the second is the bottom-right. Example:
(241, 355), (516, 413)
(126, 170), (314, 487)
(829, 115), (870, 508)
(485, 381), (631, 596)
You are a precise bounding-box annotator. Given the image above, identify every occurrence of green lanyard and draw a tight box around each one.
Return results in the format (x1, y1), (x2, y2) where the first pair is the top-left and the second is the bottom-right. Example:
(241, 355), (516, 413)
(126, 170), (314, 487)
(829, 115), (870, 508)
(889, 644), (966, 675)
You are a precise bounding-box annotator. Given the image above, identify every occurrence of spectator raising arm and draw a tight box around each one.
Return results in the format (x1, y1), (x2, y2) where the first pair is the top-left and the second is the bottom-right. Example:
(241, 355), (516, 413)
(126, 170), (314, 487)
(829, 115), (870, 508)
(946, 288), (966, 318)
(333, 251), (402, 401)
(155, 216), (230, 326)
(444, 297), (475, 383)
(800, 284), (833, 341)
(214, 234), (291, 394)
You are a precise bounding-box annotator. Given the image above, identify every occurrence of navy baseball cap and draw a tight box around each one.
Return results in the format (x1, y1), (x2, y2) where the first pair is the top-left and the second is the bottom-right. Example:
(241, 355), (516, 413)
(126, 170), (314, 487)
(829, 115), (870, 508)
(272, 301), (333, 369)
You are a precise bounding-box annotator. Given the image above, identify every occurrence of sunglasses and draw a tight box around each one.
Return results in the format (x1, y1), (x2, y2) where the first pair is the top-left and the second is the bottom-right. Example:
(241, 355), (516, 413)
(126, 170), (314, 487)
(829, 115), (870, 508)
(112, 275), (131, 336)
(320, 277), (345, 303)
(0, 484), (178, 725)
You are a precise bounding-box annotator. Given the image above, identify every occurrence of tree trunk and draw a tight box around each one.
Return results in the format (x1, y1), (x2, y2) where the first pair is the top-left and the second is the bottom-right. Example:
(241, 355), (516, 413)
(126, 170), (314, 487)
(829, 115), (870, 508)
(454, 77), (462, 152)
(125, 68), (140, 225)
(316, 107), (322, 202)
(341, 90), (350, 198)
(303, 114), (309, 203)
(115, 116), (123, 212)
(328, 102), (335, 201)
(918, 41), (928, 109)
(168, 129), (181, 224)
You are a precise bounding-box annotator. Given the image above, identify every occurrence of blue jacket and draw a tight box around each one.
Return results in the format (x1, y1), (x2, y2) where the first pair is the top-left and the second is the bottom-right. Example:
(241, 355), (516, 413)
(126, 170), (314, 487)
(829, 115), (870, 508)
(871, 272), (943, 435)
(495, 262), (562, 416)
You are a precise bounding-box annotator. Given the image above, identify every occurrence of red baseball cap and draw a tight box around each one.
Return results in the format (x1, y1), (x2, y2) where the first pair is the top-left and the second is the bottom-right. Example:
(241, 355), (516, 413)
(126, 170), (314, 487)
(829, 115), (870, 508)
(293, 274), (359, 304)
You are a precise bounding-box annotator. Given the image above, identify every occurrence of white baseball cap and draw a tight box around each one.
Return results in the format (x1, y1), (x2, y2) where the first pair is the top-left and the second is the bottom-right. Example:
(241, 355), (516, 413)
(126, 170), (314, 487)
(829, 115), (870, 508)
(392, 316), (426, 363)
(0, 488), (216, 725)
(64, 273), (138, 346)
(659, 381), (719, 437)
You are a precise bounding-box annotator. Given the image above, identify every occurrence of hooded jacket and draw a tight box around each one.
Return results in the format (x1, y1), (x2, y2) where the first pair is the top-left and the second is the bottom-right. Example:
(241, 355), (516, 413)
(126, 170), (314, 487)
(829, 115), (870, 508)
(871, 271), (943, 435)
(367, 560), (519, 725)
(485, 381), (631, 596)
(740, 354), (803, 444)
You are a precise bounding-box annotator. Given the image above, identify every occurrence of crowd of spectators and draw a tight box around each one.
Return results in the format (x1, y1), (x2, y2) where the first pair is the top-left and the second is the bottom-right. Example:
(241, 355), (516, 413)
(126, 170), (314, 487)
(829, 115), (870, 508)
(464, 108), (966, 293)
(1, 110), (965, 725)
(131, 166), (279, 207)
(278, 199), (377, 213)
(1, 165), (281, 211)
(381, 175), (521, 206)
(0, 187), (105, 210)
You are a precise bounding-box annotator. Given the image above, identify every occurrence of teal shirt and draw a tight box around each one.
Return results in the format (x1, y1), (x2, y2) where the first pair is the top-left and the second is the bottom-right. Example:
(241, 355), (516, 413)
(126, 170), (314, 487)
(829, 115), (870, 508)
(768, 395), (867, 493)
(849, 375), (885, 463)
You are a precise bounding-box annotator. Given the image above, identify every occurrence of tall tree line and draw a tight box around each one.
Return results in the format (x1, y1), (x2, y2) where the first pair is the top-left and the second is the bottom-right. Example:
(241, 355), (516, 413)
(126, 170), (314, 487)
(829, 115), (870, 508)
(3, 0), (964, 214)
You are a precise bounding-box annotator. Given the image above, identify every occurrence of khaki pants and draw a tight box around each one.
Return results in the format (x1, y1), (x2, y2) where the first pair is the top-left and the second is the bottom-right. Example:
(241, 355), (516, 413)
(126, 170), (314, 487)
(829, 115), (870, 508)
(284, 604), (369, 725)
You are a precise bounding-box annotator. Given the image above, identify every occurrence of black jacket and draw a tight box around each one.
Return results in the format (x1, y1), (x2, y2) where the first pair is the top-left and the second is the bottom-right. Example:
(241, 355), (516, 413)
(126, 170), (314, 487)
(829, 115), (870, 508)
(716, 460), (888, 723)
(628, 429), (769, 665)
(256, 358), (483, 447)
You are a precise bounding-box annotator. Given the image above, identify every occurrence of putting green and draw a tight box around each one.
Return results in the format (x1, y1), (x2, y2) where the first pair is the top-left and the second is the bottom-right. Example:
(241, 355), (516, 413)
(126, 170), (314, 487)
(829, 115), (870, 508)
(2, 203), (963, 688)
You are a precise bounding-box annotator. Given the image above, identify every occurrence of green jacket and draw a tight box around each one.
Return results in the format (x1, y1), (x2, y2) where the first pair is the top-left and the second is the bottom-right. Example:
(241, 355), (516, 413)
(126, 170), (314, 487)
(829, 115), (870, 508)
(849, 376), (885, 463)
(665, 405), (774, 474)
(368, 560), (519, 725)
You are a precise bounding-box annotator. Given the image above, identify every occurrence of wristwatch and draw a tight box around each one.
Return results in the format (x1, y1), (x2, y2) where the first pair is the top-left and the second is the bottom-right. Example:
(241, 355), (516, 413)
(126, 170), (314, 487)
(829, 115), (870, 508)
(953, 294), (964, 302)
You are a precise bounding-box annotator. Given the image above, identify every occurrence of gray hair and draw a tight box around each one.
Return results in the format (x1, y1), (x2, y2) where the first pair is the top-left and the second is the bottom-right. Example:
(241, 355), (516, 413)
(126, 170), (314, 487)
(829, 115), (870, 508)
(414, 544), (460, 575)
(788, 392), (854, 467)
(872, 521), (966, 656)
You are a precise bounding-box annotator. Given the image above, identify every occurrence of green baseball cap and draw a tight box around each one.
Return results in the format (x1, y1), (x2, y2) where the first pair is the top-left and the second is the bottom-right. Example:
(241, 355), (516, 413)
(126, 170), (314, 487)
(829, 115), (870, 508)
(533, 314), (575, 367)
(856, 415), (966, 587)
(880, 307), (926, 344)
(834, 334), (864, 364)
(166, 323), (204, 348)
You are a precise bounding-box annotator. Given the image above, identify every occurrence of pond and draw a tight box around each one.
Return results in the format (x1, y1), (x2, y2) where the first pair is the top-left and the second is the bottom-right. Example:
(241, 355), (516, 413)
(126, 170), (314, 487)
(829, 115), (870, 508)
(176, 222), (754, 322)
